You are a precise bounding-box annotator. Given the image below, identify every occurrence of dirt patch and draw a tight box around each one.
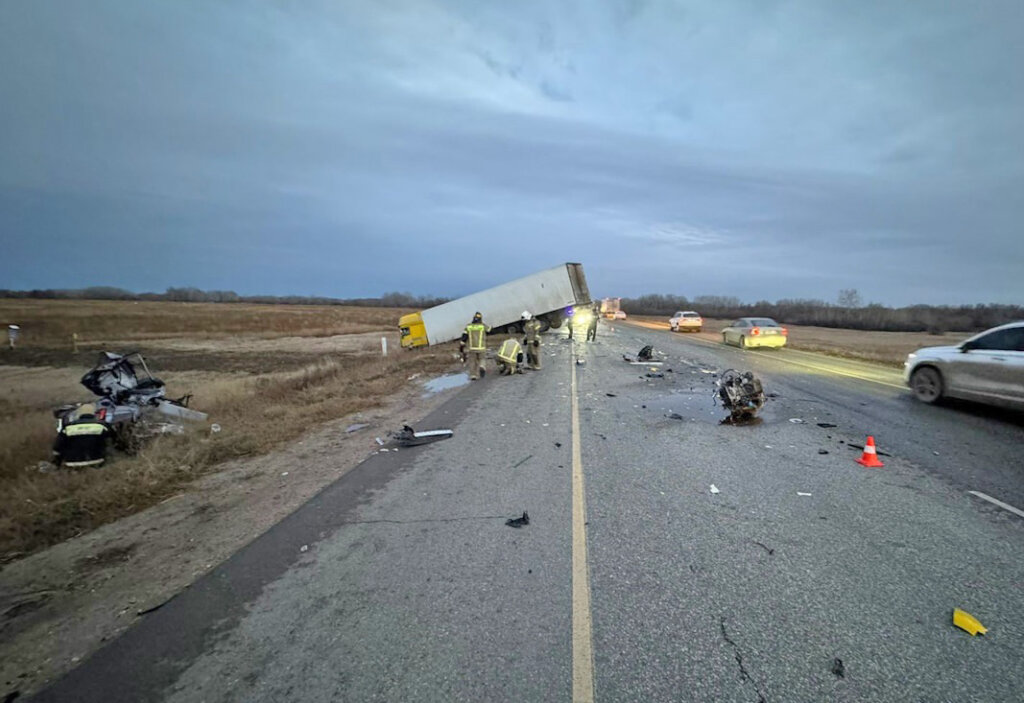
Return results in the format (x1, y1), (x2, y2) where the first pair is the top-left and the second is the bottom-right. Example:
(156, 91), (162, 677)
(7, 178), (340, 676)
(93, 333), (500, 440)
(0, 374), (465, 697)
(74, 544), (137, 574)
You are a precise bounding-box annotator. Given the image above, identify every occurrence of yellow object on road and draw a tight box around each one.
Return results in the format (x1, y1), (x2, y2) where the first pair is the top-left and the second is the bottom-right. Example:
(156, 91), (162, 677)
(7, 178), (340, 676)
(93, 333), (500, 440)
(952, 608), (988, 636)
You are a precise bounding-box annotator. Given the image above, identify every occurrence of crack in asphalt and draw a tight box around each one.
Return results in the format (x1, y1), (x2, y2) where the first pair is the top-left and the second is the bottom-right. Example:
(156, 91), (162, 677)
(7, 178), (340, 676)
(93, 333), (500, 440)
(720, 616), (767, 703)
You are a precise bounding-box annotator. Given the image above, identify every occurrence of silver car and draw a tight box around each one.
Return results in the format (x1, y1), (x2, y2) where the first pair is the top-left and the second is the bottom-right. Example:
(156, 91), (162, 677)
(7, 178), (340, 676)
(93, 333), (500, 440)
(904, 321), (1024, 410)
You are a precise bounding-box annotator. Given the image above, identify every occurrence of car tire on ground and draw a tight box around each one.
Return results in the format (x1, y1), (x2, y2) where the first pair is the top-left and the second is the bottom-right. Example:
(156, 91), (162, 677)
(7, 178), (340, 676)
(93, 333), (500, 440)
(740, 335), (747, 349)
(722, 333), (728, 345)
(910, 366), (944, 404)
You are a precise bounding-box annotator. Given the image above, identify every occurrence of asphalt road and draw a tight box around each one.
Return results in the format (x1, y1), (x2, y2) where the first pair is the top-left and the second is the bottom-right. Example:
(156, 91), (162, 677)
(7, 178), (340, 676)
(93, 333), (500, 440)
(32, 321), (1024, 702)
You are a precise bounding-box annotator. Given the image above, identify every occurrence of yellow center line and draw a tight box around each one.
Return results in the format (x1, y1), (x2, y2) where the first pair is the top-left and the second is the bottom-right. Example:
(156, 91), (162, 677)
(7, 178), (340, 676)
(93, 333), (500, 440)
(570, 352), (595, 702)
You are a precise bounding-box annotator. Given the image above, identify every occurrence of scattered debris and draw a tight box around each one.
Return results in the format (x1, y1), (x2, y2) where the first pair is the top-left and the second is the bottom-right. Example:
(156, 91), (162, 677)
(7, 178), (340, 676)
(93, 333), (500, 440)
(831, 657), (845, 678)
(952, 608), (988, 636)
(818, 449), (829, 455)
(576, 358), (585, 365)
(645, 372), (665, 379)
(299, 545), (309, 553)
(788, 418), (806, 424)
(281, 472), (289, 477)
(391, 425), (455, 447)
(623, 345), (662, 364)
(505, 511), (530, 528)
(210, 423), (222, 434)
(709, 484), (720, 494)
(817, 422), (838, 428)
(375, 437), (385, 446)
(345, 423), (369, 433)
(766, 391), (780, 398)
(665, 412), (684, 420)
(606, 393), (617, 397)
(512, 455), (532, 468)
(716, 369), (766, 422)
(752, 541), (774, 555)
(797, 492), (812, 497)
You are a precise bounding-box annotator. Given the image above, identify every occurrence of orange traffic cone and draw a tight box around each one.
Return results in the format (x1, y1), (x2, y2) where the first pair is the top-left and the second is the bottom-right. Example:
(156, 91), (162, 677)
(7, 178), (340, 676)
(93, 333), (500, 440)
(856, 436), (885, 468)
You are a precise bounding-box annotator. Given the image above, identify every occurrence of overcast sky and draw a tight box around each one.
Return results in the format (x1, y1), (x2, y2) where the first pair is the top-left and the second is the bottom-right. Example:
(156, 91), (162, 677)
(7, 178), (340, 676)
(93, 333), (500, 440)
(1, 1), (1022, 305)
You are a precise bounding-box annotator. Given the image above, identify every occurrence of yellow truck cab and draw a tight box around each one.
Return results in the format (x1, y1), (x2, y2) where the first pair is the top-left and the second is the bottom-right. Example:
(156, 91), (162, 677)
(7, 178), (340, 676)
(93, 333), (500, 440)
(399, 312), (428, 348)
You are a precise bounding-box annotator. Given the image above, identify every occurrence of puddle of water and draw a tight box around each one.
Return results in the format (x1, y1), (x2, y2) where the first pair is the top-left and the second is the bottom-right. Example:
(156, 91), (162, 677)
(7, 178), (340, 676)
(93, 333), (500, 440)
(422, 372), (471, 396)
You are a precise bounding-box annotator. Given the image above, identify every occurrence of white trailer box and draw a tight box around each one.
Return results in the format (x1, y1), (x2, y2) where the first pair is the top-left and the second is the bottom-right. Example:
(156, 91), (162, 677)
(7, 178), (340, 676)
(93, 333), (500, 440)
(400, 263), (590, 347)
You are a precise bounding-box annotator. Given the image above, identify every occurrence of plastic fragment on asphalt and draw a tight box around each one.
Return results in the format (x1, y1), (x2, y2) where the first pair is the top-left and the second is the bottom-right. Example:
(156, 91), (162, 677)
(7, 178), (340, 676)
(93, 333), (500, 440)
(606, 393), (617, 397)
(764, 445), (773, 449)
(797, 492), (812, 496)
(789, 418), (806, 423)
(375, 437), (384, 446)
(281, 472), (288, 477)
(817, 422), (838, 428)
(818, 449), (829, 454)
(300, 545), (308, 553)
(345, 423), (368, 433)
(831, 658), (845, 678)
(505, 511), (530, 528)
(953, 608), (988, 636)
(665, 413), (684, 420)
(709, 484), (720, 494)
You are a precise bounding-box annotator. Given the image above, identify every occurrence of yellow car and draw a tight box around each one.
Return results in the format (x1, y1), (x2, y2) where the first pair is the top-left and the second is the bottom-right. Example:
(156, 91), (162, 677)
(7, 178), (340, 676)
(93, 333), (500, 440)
(721, 317), (788, 349)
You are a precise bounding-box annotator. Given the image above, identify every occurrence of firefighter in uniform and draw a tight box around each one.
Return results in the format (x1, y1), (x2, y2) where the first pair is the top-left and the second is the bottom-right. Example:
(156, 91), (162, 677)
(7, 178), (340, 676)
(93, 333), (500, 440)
(461, 312), (490, 380)
(52, 403), (110, 468)
(496, 338), (523, 375)
(522, 311), (543, 370)
(586, 302), (600, 342)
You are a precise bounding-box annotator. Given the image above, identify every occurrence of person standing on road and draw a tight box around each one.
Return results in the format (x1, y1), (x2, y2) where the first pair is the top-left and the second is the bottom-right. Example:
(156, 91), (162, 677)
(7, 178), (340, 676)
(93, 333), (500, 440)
(461, 312), (490, 380)
(522, 311), (543, 370)
(586, 302), (600, 342)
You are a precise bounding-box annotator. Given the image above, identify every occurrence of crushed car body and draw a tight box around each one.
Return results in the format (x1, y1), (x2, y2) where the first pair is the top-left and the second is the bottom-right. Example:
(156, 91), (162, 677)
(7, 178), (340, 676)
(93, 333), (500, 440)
(51, 352), (207, 467)
(716, 369), (766, 422)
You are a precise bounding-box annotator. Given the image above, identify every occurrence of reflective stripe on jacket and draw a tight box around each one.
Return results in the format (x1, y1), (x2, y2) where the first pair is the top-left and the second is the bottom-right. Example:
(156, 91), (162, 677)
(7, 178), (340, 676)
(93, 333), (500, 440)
(524, 319), (542, 343)
(64, 422), (107, 437)
(497, 339), (522, 364)
(465, 323), (487, 351)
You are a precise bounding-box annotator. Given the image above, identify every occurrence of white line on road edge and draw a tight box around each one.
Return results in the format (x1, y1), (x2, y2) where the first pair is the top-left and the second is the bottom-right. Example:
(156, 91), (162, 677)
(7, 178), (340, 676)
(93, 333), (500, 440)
(968, 491), (1024, 519)
(571, 355), (596, 702)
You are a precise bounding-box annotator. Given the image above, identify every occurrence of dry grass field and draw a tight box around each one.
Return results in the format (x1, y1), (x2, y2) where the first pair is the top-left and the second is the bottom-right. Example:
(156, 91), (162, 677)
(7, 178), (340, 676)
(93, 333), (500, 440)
(0, 299), (457, 559)
(632, 315), (971, 366)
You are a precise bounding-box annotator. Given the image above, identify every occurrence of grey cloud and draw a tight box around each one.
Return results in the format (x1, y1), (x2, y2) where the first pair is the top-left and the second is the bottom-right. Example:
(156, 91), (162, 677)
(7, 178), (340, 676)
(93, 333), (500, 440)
(1, 0), (1022, 305)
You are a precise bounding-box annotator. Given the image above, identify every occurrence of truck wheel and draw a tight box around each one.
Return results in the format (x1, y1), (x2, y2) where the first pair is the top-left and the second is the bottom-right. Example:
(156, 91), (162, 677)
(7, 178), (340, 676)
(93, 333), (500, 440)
(696, 327), (702, 333)
(910, 367), (944, 404)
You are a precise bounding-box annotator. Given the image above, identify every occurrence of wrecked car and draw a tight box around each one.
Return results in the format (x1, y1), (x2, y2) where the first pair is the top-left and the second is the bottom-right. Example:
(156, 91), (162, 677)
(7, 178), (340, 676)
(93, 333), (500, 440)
(51, 352), (207, 467)
(716, 369), (766, 421)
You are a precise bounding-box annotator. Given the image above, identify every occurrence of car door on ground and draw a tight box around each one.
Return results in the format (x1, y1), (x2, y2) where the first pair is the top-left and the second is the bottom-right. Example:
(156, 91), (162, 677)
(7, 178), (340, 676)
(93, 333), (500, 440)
(950, 326), (1024, 403)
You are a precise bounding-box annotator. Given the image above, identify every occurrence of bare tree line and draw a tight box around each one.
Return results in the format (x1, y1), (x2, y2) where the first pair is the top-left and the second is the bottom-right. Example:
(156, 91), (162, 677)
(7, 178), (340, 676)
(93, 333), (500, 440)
(621, 290), (1024, 333)
(0, 287), (451, 309)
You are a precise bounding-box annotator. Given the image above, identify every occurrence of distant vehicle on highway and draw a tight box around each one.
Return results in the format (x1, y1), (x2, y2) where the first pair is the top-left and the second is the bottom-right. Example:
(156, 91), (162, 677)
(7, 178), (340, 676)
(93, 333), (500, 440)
(600, 297), (622, 319)
(611, 310), (627, 320)
(669, 311), (703, 332)
(721, 317), (788, 349)
(904, 321), (1024, 410)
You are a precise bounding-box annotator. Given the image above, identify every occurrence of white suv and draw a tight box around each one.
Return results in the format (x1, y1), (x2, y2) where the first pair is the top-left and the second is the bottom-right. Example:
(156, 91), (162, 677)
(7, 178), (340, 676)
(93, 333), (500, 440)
(669, 311), (703, 332)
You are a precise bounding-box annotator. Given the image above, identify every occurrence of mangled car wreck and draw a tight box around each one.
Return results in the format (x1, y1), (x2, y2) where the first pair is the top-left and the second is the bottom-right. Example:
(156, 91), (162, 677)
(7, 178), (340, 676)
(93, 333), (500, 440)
(716, 369), (766, 422)
(52, 352), (207, 468)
